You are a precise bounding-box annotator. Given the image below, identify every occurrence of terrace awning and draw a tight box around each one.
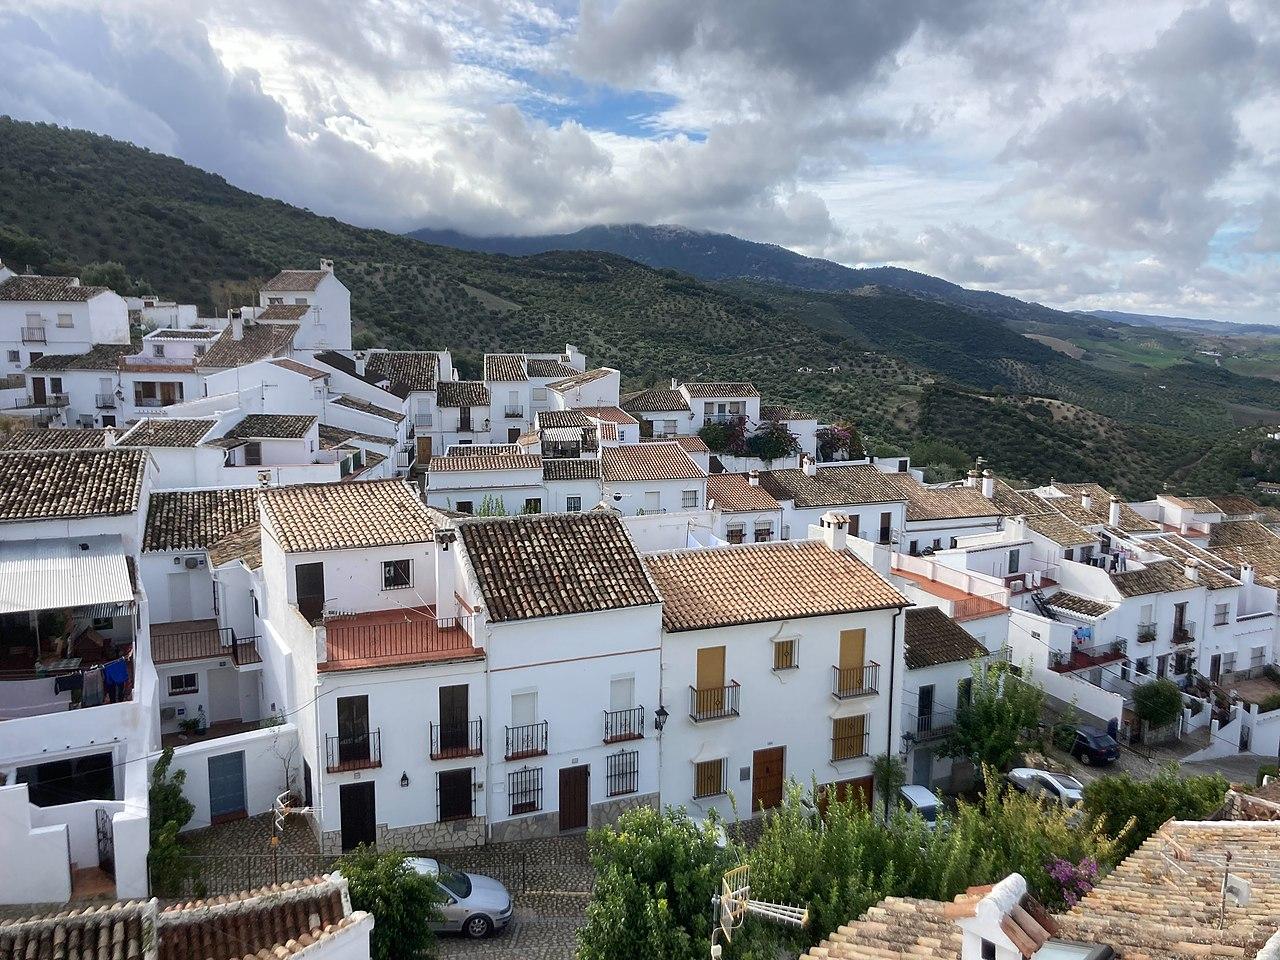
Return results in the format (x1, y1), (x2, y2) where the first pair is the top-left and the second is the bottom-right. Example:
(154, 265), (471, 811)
(0, 535), (135, 615)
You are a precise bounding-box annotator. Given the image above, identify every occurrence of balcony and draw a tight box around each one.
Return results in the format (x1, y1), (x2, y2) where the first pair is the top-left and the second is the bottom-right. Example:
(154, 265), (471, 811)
(326, 729), (382, 773)
(503, 404), (524, 419)
(504, 721), (548, 760)
(603, 705), (645, 743)
(414, 414), (433, 430)
(702, 413), (743, 426)
(831, 663), (880, 699)
(689, 681), (740, 722)
(1136, 622), (1157, 643)
(1049, 638), (1127, 673)
(430, 718), (483, 760)
(27, 392), (69, 408)
(911, 709), (955, 742)
(95, 393), (117, 409)
(456, 418), (491, 434)
(831, 730), (870, 762)
(1173, 621), (1197, 645)
(21, 326), (47, 344)
(151, 622), (261, 666)
(319, 606), (479, 671)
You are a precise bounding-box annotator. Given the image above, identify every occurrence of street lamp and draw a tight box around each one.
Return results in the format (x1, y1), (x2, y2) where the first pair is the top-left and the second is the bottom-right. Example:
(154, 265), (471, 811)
(654, 704), (669, 732)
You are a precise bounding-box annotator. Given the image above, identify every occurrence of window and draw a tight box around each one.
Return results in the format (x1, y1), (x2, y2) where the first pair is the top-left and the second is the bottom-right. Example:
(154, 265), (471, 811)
(932, 538), (942, 551)
(1174, 651), (1191, 675)
(92, 616), (114, 631)
(194, 345), (206, 357)
(456, 500), (474, 514)
(694, 759), (725, 798)
(168, 673), (198, 696)
(609, 676), (635, 712)
(243, 441), (262, 466)
(566, 496), (582, 512)
(153, 344), (165, 358)
(268, 296), (284, 305)
(909, 540), (919, 555)
(832, 715), (868, 760)
(981, 940), (996, 960)
(1064, 548), (1073, 561)
(532, 387), (547, 401)
(1253, 646), (1266, 668)
(6, 350), (18, 362)
(754, 523), (773, 543)
(523, 497), (542, 514)
(879, 511), (892, 544)
(772, 638), (797, 671)
(1223, 652), (1237, 674)
(1136, 656), (1151, 675)
(382, 559), (412, 589)
(662, 419), (677, 435)
(101, 416), (115, 427)
(295, 297), (308, 305)
(1214, 603), (1230, 626)
(644, 491), (661, 511)
(509, 767), (543, 815)
(726, 524), (745, 544)
(606, 749), (639, 796)
(56, 313), (73, 328)
(682, 489), (699, 509)
(1008, 548), (1021, 575)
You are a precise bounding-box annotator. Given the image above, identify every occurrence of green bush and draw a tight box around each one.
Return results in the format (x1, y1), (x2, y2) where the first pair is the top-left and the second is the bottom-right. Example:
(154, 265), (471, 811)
(1081, 765), (1228, 860)
(1258, 693), (1280, 714)
(945, 661), (1044, 774)
(149, 747), (194, 840)
(1132, 679), (1183, 728)
(336, 846), (444, 960)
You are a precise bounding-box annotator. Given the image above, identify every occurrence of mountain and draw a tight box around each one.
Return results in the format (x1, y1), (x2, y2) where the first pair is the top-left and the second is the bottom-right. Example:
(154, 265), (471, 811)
(1080, 310), (1278, 337)
(4, 116), (1280, 497)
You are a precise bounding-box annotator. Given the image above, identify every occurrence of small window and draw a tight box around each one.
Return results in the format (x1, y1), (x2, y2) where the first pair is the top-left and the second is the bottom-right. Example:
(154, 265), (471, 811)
(532, 387), (547, 401)
(644, 491), (661, 511)
(295, 297), (308, 305)
(455, 500), (474, 514)
(6, 350), (18, 362)
(92, 616), (113, 631)
(773, 638), (797, 671)
(56, 313), (73, 328)
(1008, 548), (1021, 575)
(523, 497), (542, 514)
(168, 673), (198, 696)
(726, 524), (745, 544)
(932, 537), (942, 550)
(694, 759), (725, 799)
(244, 441), (262, 466)
(981, 939), (997, 960)
(509, 767), (542, 815)
(153, 344), (165, 357)
(566, 496), (582, 512)
(606, 749), (639, 797)
(1136, 656), (1151, 675)
(194, 345), (206, 357)
(382, 559), (412, 589)
(268, 296), (284, 305)
(1214, 603), (1229, 626)
(753, 524), (773, 543)
(682, 490), (699, 509)
(1064, 548), (1074, 561)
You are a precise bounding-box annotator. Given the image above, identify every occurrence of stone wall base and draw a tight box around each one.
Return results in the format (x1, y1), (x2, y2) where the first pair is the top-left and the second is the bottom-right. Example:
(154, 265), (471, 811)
(488, 809), (559, 843)
(320, 817), (486, 856)
(590, 791), (658, 829)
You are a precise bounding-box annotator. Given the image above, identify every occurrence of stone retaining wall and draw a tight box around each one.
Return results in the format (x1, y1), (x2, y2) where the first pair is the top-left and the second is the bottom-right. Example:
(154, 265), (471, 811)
(319, 816), (486, 855)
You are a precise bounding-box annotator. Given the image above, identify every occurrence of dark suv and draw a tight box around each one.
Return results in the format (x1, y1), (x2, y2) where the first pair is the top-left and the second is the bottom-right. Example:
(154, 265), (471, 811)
(1070, 725), (1120, 766)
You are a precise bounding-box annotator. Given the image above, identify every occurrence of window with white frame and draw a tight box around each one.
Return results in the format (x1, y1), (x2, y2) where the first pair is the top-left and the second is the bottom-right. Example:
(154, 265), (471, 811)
(1214, 603), (1229, 626)
(7, 350), (19, 363)
(168, 673), (198, 695)
(726, 523), (745, 544)
(682, 489), (699, 509)
(382, 559), (412, 589)
(609, 676), (635, 712)
(511, 690), (538, 727)
(662, 419), (677, 435)
(566, 495), (582, 512)
(772, 637), (797, 670)
(268, 296), (284, 305)
(532, 387), (547, 401)
(295, 298), (308, 305)
(56, 313), (73, 328)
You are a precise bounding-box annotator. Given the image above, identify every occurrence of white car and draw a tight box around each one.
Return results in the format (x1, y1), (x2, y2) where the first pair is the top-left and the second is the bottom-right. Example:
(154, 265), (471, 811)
(897, 784), (944, 828)
(408, 857), (513, 939)
(1006, 768), (1085, 808)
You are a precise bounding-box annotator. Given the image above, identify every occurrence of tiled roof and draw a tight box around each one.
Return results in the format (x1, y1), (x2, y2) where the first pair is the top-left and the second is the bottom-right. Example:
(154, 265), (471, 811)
(312, 350), (382, 386)
(646, 540), (907, 632)
(484, 353), (528, 382)
(446, 443), (521, 456)
(459, 512), (659, 623)
(621, 387), (690, 413)
(332, 394), (402, 421)
(1140, 534), (1239, 590)
(436, 380), (490, 407)
(987, 477), (1045, 516)
(526, 358), (580, 379)
(366, 351), (439, 394)
(759, 403), (813, 421)
(146, 328), (219, 340)
(0, 449), (146, 522)
(143, 489), (259, 552)
(197, 322), (298, 368)
(577, 406), (639, 426)
(262, 479), (435, 552)
(225, 414), (317, 440)
(1043, 483), (1160, 533)
(1210, 540), (1280, 589)
(1208, 494), (1263, 518)
(317, 424), (392, 450)
(904, 606), (989, 668)
(706, 473), (781, 512)
(27, 343), (138, 371)
(880, 474), (1000, 521)
(1046, 591), (1115, 619)
(429, 454), (542, 472)
(757, 464), (908, 508)
(548, 367), (612, 392)
(207, 522), (263, 569)
(269, 357), (328, 379)
(543, 458), (602, 481)
(601, 442), (705, 482)
(537, 409), (594, 428)
(255, 303), (311, 321)
(118, 418), (215, 448)
(1111, 559), (1198, 597)
(1208, 519), (1278, 548)
(1024, 512), (1097, 547)
(0, 274), (109, 301)
(0, 428), (112, 451)
(262, 269), (327, 291)
(660, 435), (711, 453)
(681, 381), (760, 398)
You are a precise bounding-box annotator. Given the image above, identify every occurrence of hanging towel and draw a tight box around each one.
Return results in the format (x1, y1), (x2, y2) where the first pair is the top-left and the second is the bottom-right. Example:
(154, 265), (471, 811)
(54, 672), (84, 694)
(82, 668), (105, 707)
(103, 659), (129, 687)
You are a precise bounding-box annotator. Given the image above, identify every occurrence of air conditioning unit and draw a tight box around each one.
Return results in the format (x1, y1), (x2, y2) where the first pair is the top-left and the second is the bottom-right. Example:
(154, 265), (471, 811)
(1009, 580), (1024, 594)
(160, 704), (178, 723)
(184, 556), (200, 570)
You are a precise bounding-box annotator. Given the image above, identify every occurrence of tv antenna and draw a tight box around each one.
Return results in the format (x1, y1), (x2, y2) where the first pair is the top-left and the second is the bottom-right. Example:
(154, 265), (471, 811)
(710, 864), (807, 958)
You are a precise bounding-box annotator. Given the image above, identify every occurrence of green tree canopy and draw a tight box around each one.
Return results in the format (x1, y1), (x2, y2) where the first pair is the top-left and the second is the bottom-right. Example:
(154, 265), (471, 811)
(335, 846), (444, 960)
(1082, 765), (1228, 859)
(945, 662), (1044, 773)
(1132, 678), (1183, 728)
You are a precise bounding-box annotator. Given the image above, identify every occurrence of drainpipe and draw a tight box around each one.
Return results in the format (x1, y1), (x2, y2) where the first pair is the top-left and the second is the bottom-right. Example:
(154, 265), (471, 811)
(884, 604), (904, 821)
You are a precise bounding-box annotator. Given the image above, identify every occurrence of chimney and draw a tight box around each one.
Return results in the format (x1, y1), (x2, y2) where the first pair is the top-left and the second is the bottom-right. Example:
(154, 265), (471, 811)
(670, 377), (679, 389)
(320, 258), (335, 274)
(1081, 491), (1093, 512)
(748, 470), (760, 486)
(69, 277), (80, 287)
(819, 512), (848, 552)
(102, 427), (117, 448)
(1108, 495), (1121, 527)
(965, 468), (980, 488)
(1184, 558), (1199, 581)
(803, 455), (817, 477)
(981, 469), (995, 500)
(230, 308), (244, 341)
(955, 874), (1044, 960)
(435, 528), (460, 619)
(1241, 562), (1255, 587)
(354, 351), (367, 377)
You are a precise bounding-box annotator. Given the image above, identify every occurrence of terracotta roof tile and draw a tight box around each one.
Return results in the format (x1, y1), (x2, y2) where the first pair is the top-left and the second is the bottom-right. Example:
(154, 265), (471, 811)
(143, 489), (259, 552)
(0, 449), (146, 522)
(543, 458), (602, 481)
(758, 464), (908, 508)
(0, 428), (112, 451)
(331, 394), (402, 421)
(261, 269), (327, 291)
(1208, 494), (1263, 518)
(207, 522), (263, 570)
(706, 473), (781, 512)
(197, 322), (298, 369)
(1024, 512), (1097, 547)
(526, 358), (580, 379)
(548, 367), (612, 391)
(681, 381), (760, 398)
(1140, 535), (1239, 590)
(620, 387), (690, 413)
(987, 478), (1045, 516)
(1110, 559), (1198, 597)
(445, 443), (521, 456)
(263, 479), (434, 552)
(577, 406), (639, 426)
(1209, 519), (1278, 548)
(880, 474), (1001, 521)
(483, 353), (528, 382)
(645, 540), (907, 632)
(147, 328), (219, 340)
(601, 442), (705, 482)
(537, 409), (594, 428)
(317, 424), (392, 450)
(0, 275), (110, 301)
(1042, 483), (1160, 533)
(365, 351), (438, 393)
(27, 343), (138, 371)
(640, 434), (710, 453)
(459, 512), (659, 623)
(269, 357), (328, 379)
(429, 454), (542, 472)
(904, 606), (989, 668)
(436, 381), (490, 407)
(1046, 591), (1115, 619)
(225, 414), (317, 440)
(255, 303), (310, 321)
(118, 418), (216, 448)
(759, 403), (813, 421)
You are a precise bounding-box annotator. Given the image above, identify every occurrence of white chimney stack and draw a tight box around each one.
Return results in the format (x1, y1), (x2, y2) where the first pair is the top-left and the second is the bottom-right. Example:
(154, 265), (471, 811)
(1081, 491), (1093, 512)
(1241, 562), (1255, 587)
(1184, 557), (1199, 581)
(803, 455), (817, 477)
(748, 470), (760, 486)
(320, 258), (335, 273)
(230, 308), (244, 341)
(1109, 495), (1121, 527)
(965, 468), (980, 488)
(434, 528), (460, 620)
(981, 469), (995, 500)
(819, 512), (848, 552)
(102, 427), (117, 448)
(354, 351), (367, 377)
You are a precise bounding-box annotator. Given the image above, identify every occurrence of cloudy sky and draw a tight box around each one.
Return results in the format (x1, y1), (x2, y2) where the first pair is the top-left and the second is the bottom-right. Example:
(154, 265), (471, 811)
(1, 0), (1278, 322)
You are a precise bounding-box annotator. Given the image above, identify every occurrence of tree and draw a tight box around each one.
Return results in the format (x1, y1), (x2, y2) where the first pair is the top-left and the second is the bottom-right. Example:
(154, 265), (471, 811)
(80, 261), (134, 294)
(336, 846), (444, 960)
(149, 746), (194, 839)
(746, 419), (801, 461)
(577, 806), (732, 960)
(1132, 678), (1183, 729)
(871, 753), (906, 820)
(817, 422), (863, 461)
(1082, 765), (1228, 860)
(698, 416), (748, 455)
(945, 662), (1044, 774)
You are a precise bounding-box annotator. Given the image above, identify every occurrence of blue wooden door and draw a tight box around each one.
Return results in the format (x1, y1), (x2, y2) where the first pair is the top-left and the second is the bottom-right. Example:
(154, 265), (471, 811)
(208, 751), (247, 824)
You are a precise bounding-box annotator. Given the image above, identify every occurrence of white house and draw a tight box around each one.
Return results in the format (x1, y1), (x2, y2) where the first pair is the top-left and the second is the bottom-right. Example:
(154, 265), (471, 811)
(257, 261), (352, 352)
(424, 450), (546, 515)
(758, 461), (909, 544)
(706, 472), (784, 544)
(0, 267), (130, 380)
(600, 441), (708, 516)
(546, 367), (620, 409)
(620, 386), (696, 438)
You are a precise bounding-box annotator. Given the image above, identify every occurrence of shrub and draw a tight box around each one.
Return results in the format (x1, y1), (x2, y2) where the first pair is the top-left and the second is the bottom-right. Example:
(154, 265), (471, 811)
(1081, 765), (1228, 860)
(1132, 678), (1183, 728)
(336, 846), (444, 960)
(1258, 693), (1280, 714)
(149, 746), (194, 840)
(746, 419), (801, 461)
(945, 661), (1044, 774)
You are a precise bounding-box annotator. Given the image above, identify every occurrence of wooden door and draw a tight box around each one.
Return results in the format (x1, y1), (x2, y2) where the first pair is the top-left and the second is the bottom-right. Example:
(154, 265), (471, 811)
(160, 382), (178, 405)
(816, 775), (874, 817)
(416, 435), (433, 462)
(751, 747), (785, 812)
(695, 645), (726, 714)
(438, 768), (473, 822)
(559, 765), (590, 832)
(31, 377), (46, 405)
(207, 751), (247, 825)
(439, 684), (469, 752)
(1210, 654), (1222, 683)
(337, 695), (370, 765)
(839, 629), (866, 670)
(295, 562), (325, 622)
(339, 781), (376, 850)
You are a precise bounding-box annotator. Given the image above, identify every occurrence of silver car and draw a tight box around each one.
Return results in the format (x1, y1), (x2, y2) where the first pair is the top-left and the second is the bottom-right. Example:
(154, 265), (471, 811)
(1006, 767), (1085, 808)
(408, 857), (513, 939)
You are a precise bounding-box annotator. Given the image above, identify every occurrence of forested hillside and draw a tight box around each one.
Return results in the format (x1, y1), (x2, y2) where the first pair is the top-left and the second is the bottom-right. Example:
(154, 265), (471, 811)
(1, 117), (1275, 498)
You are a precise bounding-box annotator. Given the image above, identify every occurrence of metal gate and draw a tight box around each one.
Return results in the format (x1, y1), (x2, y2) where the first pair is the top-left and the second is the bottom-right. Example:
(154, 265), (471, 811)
(96, 808), (115, 878)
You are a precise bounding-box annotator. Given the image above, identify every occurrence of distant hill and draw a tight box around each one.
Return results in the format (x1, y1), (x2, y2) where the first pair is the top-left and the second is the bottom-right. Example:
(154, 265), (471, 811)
(1079, 309), (1278, 337)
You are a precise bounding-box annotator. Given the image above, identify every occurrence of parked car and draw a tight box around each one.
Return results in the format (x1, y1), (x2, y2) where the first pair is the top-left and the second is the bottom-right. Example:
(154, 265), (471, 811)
(1069, 725), (1121, 766)
(408, 857), (513, 938)
(897, 784), (944, 828)
(1006, 768), (1085, 807)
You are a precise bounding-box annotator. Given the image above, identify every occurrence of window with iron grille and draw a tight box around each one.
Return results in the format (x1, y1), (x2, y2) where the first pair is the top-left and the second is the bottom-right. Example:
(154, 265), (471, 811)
(726, 524), (745, 544)
(382, 559), (412, 589)
(566, 496), (582, 512)
(606, 749), (639, 797)
(683, 490), (699, 509)
(509, 767), (543, 815)
(772, 638), (797, 671)
(694, 758), (725, 799)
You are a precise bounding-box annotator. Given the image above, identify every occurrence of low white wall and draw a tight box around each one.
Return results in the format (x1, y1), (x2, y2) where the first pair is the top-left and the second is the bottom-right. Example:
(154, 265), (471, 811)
(30, 799), (124, 870)
(112, 808), (151, 899)
(0, 784), (71, 904)
(170, 722), (300, 832)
